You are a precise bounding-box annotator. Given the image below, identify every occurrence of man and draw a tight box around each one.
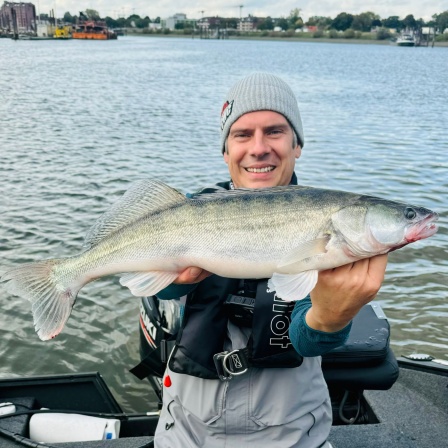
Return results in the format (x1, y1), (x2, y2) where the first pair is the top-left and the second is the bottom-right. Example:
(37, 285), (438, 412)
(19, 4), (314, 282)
(154, 73), (388, 447)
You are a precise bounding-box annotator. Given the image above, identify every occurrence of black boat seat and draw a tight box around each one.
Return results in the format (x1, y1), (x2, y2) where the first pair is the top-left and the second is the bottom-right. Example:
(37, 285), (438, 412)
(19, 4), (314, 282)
(321, 303), (399, 391)
(323, 348), (399, 390)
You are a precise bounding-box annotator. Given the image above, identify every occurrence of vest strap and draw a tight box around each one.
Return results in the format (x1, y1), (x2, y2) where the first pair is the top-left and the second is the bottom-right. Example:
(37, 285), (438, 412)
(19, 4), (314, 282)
(130, 339), (170, 380)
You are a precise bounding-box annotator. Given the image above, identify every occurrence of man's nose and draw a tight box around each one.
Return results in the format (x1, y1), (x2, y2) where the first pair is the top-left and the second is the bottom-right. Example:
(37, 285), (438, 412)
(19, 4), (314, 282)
(250, 131), (270, 157)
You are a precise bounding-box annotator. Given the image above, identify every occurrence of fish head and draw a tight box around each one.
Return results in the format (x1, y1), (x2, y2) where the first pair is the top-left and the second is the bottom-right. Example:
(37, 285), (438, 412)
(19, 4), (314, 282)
(331, 198), (438, 258)
(366, 201), (438, 250)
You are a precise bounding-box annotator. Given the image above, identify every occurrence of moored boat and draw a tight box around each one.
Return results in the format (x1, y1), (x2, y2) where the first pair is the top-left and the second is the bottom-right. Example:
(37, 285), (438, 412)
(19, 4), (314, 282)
(396, 33), (416, 46)
(72, 20), (117, 40)
(53, 25), (72, 39)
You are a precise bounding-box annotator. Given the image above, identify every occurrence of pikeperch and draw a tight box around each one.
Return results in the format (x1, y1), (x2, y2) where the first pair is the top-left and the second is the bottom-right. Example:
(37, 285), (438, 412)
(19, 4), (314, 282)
(1, 180), (438, 340)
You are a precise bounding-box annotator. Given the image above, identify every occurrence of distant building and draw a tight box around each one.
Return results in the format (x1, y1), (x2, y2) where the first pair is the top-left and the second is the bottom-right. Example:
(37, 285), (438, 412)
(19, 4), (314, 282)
(196, 16), (222, 31)
(238, 16), (256, 32)
(0, 1), (36, 32)
(302, 25), (317, 33)
(36, 21), (53, 37)
(161, 13), (195, 30)
(421, 27), (435, 35)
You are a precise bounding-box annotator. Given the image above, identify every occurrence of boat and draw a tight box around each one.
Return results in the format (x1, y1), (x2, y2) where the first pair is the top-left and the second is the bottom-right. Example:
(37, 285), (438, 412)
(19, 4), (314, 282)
(1, 300), (447, 447)
(112, 28), (126, 37)
(53, 25), (72, 39)
(72, 20), (117, 40)
(396, 33), (416, 47)
(16, 34), (32, 40)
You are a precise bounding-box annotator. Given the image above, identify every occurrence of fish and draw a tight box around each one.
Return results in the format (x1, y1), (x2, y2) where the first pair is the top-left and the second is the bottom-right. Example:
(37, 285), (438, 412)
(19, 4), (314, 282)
(1, 179), (438, 341)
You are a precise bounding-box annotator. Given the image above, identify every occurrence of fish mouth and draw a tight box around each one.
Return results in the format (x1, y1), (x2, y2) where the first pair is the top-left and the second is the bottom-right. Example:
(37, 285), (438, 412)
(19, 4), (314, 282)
(405, 212), (439, 243)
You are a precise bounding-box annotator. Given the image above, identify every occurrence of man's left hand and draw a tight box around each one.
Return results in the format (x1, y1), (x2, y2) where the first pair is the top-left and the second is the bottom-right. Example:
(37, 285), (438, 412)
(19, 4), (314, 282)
(306, 254), (388, 333)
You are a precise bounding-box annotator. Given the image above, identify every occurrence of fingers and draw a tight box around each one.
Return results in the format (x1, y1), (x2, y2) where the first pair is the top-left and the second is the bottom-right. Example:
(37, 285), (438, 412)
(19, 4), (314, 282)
(351, 255), (388, 298)
(309, 255), (389, 331)
(174, 267), (211, 285)
(316, 255), (388, 301)
(367, 254), (388, 281)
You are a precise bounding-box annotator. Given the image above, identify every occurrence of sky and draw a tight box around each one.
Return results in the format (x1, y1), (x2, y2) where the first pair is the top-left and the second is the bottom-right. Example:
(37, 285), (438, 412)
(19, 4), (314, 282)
(37, 1), (447, 22)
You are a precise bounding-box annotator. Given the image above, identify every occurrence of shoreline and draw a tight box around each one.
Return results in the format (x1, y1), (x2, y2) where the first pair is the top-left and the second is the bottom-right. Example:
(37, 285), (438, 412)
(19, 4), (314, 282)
(234, 36), (448, 47)
(125, 30), (448, 47)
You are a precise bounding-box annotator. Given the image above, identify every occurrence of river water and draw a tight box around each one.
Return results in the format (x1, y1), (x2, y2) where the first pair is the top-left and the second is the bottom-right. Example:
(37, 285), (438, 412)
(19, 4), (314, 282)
(0, 36), (447, 412)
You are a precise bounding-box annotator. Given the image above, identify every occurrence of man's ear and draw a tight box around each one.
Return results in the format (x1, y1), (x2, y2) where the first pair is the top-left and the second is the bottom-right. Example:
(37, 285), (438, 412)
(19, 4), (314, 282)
(223, 150), (229, 164)
(294, 145), (302, 159)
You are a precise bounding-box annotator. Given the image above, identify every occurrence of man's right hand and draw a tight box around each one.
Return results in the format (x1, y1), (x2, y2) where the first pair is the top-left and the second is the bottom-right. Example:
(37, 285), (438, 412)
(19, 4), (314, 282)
(173, 267), (212, 285)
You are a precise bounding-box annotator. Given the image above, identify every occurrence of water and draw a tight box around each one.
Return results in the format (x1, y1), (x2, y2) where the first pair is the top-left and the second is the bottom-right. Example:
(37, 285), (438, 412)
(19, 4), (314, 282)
(0, 36), (447, 412)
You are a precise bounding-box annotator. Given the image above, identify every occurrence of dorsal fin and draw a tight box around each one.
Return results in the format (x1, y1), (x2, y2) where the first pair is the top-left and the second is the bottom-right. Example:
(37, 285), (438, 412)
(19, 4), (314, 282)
(84, 179), (186, 248)
(195, 184), (310, 201)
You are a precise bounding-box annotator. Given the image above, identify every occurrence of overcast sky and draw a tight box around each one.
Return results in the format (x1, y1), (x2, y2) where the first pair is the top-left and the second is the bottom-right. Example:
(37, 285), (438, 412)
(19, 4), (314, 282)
(38, 1), (447, 22)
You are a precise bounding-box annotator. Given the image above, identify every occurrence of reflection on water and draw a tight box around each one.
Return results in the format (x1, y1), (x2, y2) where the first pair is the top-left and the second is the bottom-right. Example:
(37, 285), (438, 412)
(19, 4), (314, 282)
(0, 36), (447, 411)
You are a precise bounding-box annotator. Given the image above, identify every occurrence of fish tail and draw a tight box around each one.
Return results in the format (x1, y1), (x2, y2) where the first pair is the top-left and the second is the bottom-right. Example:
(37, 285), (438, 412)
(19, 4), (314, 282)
(1, 259), (80, 341)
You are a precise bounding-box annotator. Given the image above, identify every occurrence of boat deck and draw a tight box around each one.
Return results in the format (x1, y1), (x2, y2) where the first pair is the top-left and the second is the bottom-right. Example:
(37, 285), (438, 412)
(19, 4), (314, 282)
(1, 362), (446, 447)
(329, 364), (448, 447)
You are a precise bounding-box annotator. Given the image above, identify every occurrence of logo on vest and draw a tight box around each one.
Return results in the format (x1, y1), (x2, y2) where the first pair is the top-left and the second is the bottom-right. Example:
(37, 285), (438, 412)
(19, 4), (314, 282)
(231, 353), (242, 369)
(221, 100), (234, 130)
(270, 294), (295, 349)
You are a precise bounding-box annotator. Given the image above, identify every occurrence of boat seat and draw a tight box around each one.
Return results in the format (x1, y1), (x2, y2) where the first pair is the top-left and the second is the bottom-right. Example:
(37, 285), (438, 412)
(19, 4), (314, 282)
(323, 348), (399, 391)
(321, 303), (399, 391)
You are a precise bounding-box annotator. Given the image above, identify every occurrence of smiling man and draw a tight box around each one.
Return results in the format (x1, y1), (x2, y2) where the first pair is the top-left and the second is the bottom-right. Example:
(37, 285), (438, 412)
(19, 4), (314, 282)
(224, 110), (301, 188)
(221, 74), (303, 189)
(154, 73), (388, 447)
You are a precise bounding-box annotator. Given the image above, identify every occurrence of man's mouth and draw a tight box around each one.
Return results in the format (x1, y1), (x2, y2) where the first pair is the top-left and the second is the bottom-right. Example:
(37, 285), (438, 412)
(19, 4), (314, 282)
(245, 166), (275, 173)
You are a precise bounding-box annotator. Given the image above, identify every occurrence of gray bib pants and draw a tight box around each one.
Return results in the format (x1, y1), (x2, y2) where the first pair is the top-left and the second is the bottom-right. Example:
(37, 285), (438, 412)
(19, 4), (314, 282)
(155, 322), (332, 448)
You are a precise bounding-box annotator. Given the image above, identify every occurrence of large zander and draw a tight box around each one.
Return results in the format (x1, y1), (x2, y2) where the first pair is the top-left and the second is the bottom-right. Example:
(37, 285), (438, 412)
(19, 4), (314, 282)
(1, 180), (438, 340)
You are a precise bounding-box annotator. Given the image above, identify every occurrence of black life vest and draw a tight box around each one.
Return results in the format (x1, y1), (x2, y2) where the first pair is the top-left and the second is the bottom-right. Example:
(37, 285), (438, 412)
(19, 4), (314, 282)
(168, 275), (303, 379)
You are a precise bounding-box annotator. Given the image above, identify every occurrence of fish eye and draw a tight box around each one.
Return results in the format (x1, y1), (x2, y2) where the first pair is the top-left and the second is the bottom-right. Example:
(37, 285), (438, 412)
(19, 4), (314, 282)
(404, 207), (417, 220)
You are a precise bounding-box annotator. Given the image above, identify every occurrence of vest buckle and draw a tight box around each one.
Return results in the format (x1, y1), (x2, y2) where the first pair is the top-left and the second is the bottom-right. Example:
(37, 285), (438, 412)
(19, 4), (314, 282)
(213, 349), (249, 381)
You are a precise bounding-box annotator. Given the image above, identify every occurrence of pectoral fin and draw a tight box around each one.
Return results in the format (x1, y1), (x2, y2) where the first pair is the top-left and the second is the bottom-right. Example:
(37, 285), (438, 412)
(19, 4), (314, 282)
(120, 271), (179, 296)
(277, 237), (329, 270)
(267, 270), (318, 302)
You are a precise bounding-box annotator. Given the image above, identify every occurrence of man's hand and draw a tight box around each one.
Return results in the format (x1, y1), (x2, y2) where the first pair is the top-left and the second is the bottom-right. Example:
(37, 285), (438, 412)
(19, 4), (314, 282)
(173, 267), (212, 285)
(306, 254), (388, 333)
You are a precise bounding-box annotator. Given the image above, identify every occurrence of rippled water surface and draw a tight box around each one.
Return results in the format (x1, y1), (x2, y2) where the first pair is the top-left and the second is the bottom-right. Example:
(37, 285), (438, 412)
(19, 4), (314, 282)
(0, 36), (447, 412)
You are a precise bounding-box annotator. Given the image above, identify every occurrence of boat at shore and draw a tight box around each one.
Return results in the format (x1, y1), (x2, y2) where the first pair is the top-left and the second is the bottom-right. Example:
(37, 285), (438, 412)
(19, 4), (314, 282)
(0, 300), (446, 447)
(396, 33), (416, 47)
(72, 20), (117, 40)
(53, 25), (72, 39)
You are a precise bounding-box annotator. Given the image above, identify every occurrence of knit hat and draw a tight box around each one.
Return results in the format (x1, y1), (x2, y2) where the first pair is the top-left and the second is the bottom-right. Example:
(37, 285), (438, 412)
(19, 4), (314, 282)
(220, 72), (304, 153)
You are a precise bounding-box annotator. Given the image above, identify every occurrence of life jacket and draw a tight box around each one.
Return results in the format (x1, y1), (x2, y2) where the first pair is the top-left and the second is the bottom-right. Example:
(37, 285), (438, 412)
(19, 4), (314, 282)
(168, 275), (303, 379)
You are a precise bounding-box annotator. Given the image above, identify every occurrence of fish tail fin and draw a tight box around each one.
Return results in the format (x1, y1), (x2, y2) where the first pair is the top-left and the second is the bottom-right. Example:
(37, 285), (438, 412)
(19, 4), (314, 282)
(1, 259), (80, 341)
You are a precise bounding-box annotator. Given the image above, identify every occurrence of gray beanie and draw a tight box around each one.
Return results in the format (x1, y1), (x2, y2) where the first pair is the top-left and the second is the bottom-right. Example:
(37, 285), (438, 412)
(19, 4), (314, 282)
(220, 72), (304, 153)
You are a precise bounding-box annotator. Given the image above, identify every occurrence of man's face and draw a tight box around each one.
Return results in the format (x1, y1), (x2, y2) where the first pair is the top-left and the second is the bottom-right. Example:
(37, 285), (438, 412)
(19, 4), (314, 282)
(224, 111), (301, 189)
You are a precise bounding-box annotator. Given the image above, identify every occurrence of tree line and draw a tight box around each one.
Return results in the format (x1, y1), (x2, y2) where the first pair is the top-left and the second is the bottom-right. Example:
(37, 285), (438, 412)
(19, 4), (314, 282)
(41, 8), (448, 34)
